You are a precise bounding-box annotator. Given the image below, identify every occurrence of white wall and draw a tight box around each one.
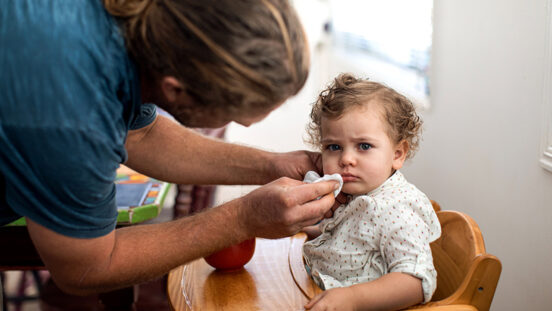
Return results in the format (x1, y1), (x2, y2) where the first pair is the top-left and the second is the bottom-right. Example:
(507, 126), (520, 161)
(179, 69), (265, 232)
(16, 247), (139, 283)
(405, 0), (552, 309)
(218, 0), (552, 309)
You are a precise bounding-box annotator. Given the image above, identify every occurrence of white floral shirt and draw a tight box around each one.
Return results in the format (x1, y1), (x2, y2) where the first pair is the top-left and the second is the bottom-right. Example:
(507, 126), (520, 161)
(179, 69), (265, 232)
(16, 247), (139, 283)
(303, 171), (441, 303)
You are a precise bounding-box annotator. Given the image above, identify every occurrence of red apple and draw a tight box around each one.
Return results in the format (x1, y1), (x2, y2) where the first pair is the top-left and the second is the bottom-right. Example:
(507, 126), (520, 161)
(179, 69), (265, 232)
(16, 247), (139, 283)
(204, 238), (256, 270)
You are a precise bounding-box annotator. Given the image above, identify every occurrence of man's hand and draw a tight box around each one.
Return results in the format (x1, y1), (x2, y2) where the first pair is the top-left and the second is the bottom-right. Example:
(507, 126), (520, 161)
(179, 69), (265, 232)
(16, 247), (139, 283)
(272, 151), (322, 180)
(237, 177), (339, 239)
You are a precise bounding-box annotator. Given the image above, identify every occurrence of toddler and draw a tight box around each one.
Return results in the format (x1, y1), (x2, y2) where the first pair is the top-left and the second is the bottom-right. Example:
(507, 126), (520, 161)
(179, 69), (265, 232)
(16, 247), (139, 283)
(302, 73), (441, 311)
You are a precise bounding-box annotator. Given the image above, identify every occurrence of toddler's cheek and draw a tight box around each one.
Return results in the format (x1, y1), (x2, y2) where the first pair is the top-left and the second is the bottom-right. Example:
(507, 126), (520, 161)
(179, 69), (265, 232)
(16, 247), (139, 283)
(321, 161), (338, 175)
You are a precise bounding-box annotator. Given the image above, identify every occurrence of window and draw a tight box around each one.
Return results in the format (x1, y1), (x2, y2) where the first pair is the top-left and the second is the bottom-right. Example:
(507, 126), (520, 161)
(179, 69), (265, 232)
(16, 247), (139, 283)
(327, 0), (433, 108)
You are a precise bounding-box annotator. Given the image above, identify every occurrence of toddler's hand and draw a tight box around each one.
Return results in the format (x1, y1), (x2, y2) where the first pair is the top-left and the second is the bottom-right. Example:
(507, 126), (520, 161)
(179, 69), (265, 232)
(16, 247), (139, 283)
(305, 287), (356, 311)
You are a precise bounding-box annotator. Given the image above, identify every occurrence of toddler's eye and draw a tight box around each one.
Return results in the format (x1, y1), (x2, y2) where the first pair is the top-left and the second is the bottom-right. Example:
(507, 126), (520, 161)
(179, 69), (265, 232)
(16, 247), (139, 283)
(326, 144), (341, 151)
(359, 143), (372, 150)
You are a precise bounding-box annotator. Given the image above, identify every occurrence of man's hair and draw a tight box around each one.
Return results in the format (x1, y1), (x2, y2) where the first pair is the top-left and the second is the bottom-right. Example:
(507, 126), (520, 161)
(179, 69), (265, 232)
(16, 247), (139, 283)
(103, 0), (309, 114)
(306, 73), (423, 159)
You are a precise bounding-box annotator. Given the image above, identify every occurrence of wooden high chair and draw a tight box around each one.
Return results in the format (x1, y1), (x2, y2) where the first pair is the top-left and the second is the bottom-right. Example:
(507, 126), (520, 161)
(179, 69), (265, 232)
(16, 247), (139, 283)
(289, 202), (502, 311)
(405, 208), (502, 310)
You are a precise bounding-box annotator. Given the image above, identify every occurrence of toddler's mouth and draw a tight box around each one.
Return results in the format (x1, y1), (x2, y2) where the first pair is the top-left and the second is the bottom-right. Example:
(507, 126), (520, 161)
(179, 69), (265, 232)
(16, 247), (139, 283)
(340, 173), (359, 182)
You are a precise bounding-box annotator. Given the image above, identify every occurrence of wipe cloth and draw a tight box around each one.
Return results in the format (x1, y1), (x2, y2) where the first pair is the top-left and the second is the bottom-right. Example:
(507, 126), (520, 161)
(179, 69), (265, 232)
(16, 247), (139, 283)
(303, 171), (343, 198)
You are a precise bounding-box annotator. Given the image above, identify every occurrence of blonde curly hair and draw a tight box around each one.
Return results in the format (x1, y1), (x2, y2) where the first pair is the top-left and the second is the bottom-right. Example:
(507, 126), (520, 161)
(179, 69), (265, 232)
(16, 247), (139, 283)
(306, 73), (423, 160)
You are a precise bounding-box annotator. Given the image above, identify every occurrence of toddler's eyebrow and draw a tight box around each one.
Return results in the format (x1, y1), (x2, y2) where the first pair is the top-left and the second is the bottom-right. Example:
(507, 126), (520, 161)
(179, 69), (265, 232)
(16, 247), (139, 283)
(352, 136), (377, 142)
(320, 138), (337, 144)
(321, 136), (377, 144)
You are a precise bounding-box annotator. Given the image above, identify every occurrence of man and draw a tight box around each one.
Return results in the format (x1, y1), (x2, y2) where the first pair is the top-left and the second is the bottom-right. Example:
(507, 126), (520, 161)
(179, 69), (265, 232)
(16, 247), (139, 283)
(0, 0), (339, 294)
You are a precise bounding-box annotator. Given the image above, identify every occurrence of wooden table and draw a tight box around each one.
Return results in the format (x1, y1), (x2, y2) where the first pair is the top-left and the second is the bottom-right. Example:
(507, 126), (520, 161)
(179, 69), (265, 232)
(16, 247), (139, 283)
(167, 234), (323, 311)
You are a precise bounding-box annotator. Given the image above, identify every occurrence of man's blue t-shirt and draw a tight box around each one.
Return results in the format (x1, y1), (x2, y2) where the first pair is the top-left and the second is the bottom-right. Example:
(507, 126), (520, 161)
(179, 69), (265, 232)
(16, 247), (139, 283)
(0, 0), (157, 238)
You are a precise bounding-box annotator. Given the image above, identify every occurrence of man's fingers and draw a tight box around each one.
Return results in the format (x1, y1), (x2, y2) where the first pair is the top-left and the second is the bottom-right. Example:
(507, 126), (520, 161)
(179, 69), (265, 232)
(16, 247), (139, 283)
(294, 192), (335, 226)
(306, 151), (323, 173)
(273, 176), (304, 187)
(289, 180), (339, 205)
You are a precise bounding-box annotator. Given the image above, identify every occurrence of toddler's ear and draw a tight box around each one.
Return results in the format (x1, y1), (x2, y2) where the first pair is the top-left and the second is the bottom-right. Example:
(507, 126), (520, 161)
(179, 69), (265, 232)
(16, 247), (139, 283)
(392, 140), (409, 170)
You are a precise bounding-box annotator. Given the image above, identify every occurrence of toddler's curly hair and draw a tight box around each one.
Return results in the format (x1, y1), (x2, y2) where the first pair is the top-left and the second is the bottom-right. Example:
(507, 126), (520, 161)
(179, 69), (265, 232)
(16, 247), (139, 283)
(306, 73), (423, 160)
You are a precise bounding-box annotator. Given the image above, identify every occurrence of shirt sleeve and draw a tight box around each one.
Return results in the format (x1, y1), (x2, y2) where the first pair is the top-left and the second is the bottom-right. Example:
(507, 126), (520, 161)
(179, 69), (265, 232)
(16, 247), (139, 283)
(129, 103), (158, 130)
(377, 198), (440, 303)
(1, 124), (120, 238)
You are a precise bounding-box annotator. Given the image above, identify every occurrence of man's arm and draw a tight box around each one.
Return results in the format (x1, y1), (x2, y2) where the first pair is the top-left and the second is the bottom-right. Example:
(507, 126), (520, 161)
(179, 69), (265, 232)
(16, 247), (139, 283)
(124, 114), (319, 185)
(26, 177), (339, 295)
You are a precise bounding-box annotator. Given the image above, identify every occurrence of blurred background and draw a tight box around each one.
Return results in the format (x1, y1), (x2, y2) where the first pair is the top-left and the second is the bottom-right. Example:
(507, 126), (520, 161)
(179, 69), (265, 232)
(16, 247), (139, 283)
(215, 0), (552, 310)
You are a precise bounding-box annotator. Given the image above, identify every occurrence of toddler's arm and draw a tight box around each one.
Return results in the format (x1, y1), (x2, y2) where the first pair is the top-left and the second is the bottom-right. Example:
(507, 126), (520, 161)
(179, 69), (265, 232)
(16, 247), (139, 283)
(305, 272), (423, 311)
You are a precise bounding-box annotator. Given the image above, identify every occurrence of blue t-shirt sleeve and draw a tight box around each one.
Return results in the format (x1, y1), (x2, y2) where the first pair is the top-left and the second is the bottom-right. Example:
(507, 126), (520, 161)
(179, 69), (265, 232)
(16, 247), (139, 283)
(2, 126), (120, 238)
(130, 103), (158, 130)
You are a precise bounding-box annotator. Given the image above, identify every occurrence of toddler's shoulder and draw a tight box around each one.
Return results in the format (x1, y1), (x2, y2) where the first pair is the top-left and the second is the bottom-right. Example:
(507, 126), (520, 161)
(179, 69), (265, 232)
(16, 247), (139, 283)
(376, 171), (433, 211)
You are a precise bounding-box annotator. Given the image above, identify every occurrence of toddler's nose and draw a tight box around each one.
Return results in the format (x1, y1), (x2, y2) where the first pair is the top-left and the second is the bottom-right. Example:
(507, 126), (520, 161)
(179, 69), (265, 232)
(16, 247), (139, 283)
(339, 150), (356, 167)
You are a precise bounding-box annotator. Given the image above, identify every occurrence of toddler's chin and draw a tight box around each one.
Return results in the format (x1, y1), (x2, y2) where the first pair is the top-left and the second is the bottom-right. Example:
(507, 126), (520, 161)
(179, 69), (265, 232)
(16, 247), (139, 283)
(342, 181), (381, 195)
(342, 185), (368, 196)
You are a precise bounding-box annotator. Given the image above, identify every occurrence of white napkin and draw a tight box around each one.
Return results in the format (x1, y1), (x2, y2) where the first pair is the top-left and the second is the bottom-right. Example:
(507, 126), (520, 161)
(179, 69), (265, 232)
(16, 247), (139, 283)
(303, 171), (343, 198)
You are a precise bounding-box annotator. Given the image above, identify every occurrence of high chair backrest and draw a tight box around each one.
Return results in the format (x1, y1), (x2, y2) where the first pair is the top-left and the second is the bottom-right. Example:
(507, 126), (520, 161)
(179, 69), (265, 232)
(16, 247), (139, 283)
(416, 209), (502, 311)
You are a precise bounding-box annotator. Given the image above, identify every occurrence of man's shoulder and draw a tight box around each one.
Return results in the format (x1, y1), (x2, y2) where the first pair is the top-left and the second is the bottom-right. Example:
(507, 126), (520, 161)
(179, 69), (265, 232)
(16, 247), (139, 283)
(3, 1), (116, 46)
(0, 0), (136, 132)
(1, 0), (126, 78)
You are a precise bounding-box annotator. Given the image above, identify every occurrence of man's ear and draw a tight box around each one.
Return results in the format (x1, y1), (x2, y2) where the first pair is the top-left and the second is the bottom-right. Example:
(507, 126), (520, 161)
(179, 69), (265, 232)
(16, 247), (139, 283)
(392, 140), (409, 170)
(160, 76), (184, 103)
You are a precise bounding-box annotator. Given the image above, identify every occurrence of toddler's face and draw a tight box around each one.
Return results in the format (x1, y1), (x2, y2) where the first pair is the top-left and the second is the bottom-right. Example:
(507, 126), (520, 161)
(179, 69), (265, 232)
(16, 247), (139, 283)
(320, 104), (407, 195)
